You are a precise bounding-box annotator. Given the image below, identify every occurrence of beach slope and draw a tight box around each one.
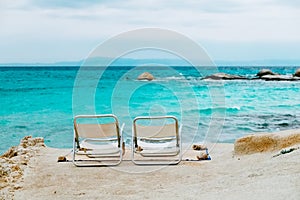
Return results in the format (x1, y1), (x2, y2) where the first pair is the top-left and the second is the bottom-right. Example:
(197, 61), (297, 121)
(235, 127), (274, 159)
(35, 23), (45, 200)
(1, 132), (300, 200)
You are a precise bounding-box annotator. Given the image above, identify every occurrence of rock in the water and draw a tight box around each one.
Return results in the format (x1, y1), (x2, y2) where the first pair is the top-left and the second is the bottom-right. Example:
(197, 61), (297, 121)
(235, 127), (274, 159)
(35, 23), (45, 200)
(259, 74), (300, 81)
(137, 72), (154, 81)
(260, 74), (295, 81)
(294, 68), (300, 77)
(204, 73), (247, 80)
(256, 69), (276, 77)
(234, 129), (300, 155)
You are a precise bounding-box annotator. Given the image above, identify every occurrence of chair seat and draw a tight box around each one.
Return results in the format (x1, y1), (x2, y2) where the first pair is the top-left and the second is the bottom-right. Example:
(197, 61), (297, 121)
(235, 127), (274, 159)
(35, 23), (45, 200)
(136, 147), (180, 157)
(77, 138), (120, 155)
(135, 138), (178, 156)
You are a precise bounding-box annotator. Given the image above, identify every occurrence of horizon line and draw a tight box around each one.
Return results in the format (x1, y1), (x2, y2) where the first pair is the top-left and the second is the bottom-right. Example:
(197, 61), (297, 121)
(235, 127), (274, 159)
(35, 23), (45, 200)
(1, 57), (300, 67)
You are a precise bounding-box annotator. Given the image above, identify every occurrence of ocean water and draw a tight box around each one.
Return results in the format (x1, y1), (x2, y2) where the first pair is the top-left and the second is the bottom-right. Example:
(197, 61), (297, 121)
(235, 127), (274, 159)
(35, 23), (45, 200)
(1, 66), (300, 153)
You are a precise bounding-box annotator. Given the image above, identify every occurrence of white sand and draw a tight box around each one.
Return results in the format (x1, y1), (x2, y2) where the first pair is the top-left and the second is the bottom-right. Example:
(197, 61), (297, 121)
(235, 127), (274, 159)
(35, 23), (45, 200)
(7, 141), (300, 200)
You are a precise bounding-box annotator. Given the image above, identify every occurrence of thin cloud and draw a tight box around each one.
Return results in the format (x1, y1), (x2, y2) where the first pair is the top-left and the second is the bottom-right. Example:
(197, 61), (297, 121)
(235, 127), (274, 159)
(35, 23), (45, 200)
(29, 0), (103, 9)
(273, 0), (300, 8)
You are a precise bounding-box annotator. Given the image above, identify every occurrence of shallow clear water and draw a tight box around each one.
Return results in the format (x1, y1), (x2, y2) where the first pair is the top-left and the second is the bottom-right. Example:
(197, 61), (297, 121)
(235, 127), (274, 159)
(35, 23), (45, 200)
(1, 66), (300, 153)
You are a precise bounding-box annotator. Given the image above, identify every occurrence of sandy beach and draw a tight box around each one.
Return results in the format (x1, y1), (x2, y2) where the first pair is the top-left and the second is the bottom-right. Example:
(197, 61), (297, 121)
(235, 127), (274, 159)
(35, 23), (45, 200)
(1, 130), (299, 200)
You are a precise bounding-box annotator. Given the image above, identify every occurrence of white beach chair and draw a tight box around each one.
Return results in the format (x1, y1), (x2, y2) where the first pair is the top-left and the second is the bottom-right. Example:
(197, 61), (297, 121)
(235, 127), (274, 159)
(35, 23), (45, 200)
(132, 116), (182, 165)
(72, 114), (124, 167)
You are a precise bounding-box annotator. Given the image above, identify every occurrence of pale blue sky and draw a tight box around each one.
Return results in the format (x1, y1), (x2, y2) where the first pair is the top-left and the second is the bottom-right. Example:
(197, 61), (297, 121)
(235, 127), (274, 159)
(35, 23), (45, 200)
(0, 0), (300, 65)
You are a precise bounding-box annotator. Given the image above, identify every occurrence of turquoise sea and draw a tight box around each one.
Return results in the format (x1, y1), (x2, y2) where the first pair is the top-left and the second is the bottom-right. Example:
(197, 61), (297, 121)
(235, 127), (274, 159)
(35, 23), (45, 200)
(1, 66), (300, 153)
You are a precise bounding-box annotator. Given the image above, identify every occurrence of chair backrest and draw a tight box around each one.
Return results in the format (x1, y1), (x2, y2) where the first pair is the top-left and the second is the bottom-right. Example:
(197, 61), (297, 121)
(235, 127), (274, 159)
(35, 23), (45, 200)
(133, 116), (179, 147)
(134, 123), (177, 138)
(74, 115), (120, 147)
(76, 123), (119, 138)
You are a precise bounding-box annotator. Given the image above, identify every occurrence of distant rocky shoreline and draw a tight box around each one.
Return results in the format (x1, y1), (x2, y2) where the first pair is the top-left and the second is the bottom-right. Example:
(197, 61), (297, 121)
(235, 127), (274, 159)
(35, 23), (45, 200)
(137, 69), (300, 81)
(203, 68), (300, 81)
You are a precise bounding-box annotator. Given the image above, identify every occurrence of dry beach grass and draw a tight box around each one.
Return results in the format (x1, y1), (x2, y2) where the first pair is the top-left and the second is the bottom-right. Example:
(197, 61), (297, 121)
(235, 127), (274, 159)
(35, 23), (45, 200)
(1, 130), (300, 200)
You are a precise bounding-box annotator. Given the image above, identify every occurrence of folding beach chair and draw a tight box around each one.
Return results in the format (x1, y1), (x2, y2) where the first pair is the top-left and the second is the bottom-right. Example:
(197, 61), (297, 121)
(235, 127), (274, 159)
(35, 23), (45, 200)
(72, 114), (124, 167)
(132, 116), (182, 165)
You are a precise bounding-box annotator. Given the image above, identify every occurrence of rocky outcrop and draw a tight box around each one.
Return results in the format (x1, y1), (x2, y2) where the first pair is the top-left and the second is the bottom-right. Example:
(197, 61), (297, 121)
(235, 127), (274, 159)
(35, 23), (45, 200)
(294, 68), (300, 77)
(256, 69), (300, 81)
(203, 70), (300, 81)
(234, 129), (300, 155)
(260, 74), (300, 81)
(137, 72), (154, 81)
(256, 69), (277, 77)
(0, 136), (45, 198)
(203, 73), (247, 80)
